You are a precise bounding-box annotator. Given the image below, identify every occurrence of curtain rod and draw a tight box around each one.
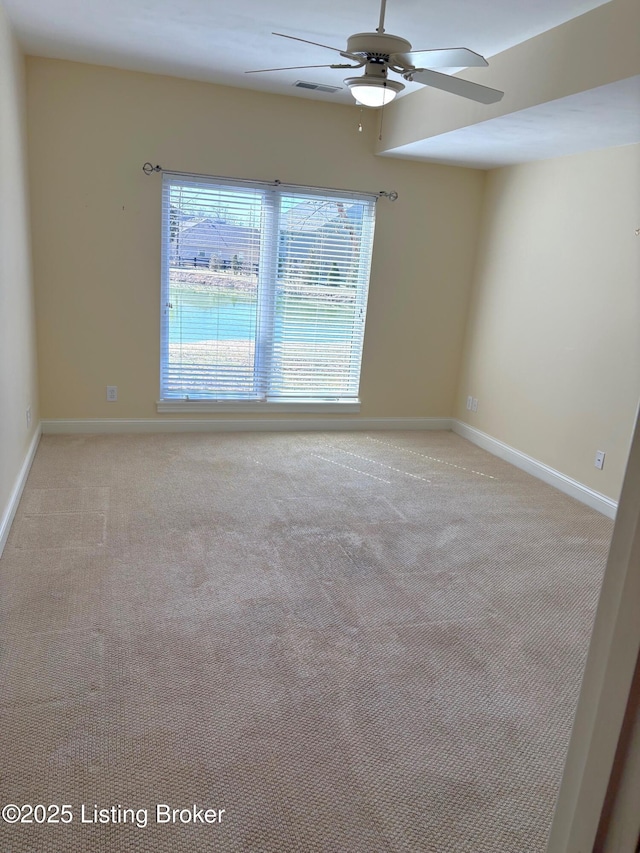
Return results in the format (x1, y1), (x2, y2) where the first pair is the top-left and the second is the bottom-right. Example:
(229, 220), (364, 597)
(142, 163), (398, 202)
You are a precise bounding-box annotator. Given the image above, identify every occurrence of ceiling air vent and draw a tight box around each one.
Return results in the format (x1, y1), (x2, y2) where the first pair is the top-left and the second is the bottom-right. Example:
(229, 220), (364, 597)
(294, 81), (342, 93)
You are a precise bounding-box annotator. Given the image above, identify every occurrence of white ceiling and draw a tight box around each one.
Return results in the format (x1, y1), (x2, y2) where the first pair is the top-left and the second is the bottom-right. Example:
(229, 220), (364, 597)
(383, 76), (640, 168)
(6, 0), (635, 167)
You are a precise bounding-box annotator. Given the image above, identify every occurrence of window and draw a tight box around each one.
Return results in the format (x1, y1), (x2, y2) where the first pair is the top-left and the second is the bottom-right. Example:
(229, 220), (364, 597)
(159, 173), (377, 410)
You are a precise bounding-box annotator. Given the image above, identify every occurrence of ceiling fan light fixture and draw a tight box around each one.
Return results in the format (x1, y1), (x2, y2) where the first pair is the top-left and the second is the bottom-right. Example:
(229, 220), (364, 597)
(344, 76), (404, 108)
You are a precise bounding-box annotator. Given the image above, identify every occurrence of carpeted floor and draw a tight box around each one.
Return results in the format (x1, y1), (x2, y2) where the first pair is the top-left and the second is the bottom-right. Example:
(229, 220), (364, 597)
(0, 430), (612, 852)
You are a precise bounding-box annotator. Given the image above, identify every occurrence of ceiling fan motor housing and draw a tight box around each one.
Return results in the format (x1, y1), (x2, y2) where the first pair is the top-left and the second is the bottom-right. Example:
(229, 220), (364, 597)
(346, 32), (412, 60)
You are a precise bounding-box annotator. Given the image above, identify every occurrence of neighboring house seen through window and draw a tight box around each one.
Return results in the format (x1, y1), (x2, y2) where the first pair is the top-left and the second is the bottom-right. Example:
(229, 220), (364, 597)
(159, 174), (377, 408)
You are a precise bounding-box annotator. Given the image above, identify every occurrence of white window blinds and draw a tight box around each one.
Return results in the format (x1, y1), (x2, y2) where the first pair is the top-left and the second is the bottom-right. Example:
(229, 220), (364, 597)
(160, 174), (376, 404)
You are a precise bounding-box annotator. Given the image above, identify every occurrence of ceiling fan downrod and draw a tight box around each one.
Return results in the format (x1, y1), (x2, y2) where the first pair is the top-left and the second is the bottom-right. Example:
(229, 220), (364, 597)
(377, 0), (387, 34)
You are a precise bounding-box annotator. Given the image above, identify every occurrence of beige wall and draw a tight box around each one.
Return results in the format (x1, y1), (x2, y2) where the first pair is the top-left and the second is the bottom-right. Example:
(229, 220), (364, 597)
(0, 2), (39, 549)
(23, 57), (640, 501)
(26, 57), (484, 422)
(456, 144), (640, 501)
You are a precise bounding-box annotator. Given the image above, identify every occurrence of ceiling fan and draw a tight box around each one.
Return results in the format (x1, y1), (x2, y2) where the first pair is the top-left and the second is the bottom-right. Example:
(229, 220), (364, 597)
(246, 0), (504, 108)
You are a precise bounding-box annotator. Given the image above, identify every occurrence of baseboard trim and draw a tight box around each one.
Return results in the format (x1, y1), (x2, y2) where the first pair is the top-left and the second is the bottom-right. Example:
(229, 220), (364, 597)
(41, 417), (452, 435)
(0, 425), (42, 558)
(27, 418), (618, 519)
(452, 420), (617, 519)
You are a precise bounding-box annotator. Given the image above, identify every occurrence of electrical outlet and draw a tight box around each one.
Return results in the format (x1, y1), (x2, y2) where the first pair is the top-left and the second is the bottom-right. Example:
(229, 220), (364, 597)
(466, 395), (473, 411)
(471, 398), (478, 413)
(26, 406), (32, 429)
(106, 386), (118, 402)
(595, 450), (605, 470)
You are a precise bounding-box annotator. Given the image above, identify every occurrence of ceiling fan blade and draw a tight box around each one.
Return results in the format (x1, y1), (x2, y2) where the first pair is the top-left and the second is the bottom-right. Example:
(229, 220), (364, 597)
(272, 32), (359, 61)
(246, 64), (336, 74)
(408, 68), (504, 104)
(394, 47), (488, 68)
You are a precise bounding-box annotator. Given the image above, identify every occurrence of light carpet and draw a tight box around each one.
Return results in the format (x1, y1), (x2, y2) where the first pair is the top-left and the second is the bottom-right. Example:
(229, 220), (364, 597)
(0, 431), (612, 852)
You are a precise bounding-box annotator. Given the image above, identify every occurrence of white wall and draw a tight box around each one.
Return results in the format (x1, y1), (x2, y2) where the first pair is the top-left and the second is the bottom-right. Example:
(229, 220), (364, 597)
(456, 144), (640, 501)
(0, 1), (39, 553)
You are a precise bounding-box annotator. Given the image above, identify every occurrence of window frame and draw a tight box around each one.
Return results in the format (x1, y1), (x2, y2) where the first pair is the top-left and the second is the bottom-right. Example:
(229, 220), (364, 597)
(157, 173), (377, 412)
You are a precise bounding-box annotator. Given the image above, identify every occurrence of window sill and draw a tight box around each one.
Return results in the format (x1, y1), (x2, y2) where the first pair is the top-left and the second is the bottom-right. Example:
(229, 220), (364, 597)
(156, 400), (361, 414)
